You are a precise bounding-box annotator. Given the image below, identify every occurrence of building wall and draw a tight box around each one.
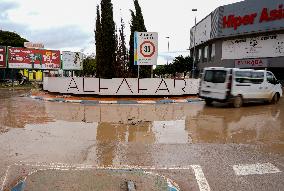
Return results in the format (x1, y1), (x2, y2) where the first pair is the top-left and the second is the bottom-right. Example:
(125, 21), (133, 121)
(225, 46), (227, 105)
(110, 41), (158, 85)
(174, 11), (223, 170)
(197, 31), (284, 69)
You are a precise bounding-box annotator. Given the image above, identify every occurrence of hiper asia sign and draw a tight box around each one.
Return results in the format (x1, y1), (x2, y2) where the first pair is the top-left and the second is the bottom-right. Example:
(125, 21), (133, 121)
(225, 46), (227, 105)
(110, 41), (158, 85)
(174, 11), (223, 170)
(43, 77), (200, 96)
(134, 32), (158, 65)
(62, 51), (83, 70)
(8, 47), (60, 69)
(0, 46), (6, 68)
(223, 4), (284, 30)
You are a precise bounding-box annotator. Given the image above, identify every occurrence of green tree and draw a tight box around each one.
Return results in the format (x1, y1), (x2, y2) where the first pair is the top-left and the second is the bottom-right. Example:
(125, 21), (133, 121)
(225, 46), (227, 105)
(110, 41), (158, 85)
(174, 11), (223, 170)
(95, 5), (103, 78)
(0, 30), (28, 47)
(100, 0), (116, 78)
(129, 0), (151, 78)
(116, 18), (129, 77)
(83, 57), (96, 76)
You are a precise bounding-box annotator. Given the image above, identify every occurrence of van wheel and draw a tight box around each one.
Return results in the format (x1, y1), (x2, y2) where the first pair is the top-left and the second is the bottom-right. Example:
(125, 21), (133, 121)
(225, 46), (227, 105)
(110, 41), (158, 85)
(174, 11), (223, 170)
(205, 99), (213, 106)
(271, 93), (280, 104)
(233, 96), (243, 108)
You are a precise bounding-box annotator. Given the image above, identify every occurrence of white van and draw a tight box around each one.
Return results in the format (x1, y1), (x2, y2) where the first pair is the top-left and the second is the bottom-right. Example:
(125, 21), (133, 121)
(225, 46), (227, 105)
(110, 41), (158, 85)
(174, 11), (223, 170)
(199, 67), (283, 108)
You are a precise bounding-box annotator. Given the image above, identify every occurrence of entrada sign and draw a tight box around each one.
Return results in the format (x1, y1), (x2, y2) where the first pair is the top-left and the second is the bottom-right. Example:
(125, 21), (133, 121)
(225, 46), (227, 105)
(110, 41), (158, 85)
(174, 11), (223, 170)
(223, 4), (284, 30)
(235, 59), (268, 68)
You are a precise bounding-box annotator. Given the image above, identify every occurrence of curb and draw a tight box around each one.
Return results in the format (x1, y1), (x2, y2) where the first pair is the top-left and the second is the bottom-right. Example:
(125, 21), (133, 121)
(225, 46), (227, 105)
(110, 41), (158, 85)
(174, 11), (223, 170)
(29, 95), (203, 105)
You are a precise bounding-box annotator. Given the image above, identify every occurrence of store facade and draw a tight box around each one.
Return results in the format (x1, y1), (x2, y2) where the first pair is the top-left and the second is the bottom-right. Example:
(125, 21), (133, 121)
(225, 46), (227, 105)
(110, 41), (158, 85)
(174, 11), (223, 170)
(190, 0), (284, 79)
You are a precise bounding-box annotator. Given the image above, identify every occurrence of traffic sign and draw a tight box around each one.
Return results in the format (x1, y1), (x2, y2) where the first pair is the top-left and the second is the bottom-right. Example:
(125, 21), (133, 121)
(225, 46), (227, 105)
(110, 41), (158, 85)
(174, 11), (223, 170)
(134, 32), (158, 65)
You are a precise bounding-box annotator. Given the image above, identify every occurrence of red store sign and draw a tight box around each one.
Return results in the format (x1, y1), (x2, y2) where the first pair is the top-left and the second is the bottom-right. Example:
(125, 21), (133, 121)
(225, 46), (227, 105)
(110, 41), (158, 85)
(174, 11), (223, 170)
(235, 59), (268, 68)
(223, 4), (284, 30)
(0, 46), (6, 68)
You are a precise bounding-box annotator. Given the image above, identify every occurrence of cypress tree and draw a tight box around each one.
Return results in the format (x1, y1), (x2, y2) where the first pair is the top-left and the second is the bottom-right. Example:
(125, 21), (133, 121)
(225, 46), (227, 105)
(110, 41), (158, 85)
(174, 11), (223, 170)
(100, 0), (116, 78)
(129, 0), (151, 78)
(117, 18), (129, 77)
(95, 5), (103, 77)
(129, 10), (137, 77)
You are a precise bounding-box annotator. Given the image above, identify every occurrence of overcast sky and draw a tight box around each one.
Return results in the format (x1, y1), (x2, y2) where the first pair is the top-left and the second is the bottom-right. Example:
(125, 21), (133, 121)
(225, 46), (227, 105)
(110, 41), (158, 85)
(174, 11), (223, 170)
(0, 0), (240, 63)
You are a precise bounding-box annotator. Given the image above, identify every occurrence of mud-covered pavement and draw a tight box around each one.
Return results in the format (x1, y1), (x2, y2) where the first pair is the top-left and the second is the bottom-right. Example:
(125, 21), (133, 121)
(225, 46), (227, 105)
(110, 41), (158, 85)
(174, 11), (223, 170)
(0, 89), (283, 191)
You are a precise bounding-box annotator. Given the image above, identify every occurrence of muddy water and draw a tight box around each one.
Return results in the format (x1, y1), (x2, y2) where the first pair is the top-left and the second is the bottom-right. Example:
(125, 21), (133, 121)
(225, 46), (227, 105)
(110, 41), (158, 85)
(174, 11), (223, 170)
(0, 89), (283, 166)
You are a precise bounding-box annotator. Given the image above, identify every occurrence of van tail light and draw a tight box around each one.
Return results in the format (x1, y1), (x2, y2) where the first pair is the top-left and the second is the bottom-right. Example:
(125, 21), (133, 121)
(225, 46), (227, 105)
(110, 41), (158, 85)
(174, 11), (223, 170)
(226, 74), (232, 99)
(227, 74), (232, 90)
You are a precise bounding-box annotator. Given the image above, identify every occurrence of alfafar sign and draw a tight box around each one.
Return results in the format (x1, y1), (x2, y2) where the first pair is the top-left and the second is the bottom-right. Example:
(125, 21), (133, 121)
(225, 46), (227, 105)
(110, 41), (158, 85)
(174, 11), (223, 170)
(223, 4), (284, 30)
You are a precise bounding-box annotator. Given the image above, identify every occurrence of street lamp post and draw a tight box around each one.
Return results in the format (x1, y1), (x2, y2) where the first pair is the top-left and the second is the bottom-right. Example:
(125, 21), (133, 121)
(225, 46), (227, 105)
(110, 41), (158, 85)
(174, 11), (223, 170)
(166, 36), (170, 65)
(192, 9), (197, 78)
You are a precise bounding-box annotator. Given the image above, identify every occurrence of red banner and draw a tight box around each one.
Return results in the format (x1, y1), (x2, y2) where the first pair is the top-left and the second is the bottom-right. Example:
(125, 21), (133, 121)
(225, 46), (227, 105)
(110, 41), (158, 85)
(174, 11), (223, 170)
(40, 49), (61, 70)
(0, 46), (6, 68)
(8, 47), (60, 69)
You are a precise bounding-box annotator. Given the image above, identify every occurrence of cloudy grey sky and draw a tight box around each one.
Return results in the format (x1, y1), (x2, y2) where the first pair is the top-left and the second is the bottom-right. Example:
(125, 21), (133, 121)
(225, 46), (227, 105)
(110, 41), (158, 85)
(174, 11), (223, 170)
(0, 0), (240, 63)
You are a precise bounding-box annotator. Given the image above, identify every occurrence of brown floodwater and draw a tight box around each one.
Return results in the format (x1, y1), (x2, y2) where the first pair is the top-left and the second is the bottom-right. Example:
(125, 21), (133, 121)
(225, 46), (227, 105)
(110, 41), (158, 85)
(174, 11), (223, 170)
(0, 89), (283, 166)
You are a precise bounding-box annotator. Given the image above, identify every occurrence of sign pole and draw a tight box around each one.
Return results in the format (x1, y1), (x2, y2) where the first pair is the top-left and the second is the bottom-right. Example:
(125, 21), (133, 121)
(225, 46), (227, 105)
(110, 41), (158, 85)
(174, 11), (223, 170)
(138, 65), (140, 79)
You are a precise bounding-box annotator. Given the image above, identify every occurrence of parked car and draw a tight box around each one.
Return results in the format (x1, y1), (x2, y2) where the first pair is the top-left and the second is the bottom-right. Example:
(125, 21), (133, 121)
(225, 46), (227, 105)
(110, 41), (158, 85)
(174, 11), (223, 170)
(199, 67), (283, 108)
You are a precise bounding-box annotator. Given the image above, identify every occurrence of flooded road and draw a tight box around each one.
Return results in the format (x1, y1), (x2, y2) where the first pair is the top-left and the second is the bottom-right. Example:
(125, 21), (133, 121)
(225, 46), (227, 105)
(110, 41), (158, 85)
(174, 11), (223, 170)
(0, 89), (283, 191)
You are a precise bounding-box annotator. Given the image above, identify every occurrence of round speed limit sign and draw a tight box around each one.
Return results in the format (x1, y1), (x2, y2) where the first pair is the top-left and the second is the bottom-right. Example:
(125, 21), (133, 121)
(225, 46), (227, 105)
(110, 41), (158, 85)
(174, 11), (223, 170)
(140, 41), (156, 58)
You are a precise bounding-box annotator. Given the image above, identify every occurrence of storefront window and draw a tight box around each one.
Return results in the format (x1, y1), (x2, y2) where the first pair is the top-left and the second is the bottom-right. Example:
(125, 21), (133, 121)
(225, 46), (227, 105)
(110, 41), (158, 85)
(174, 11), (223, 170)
(203, 46), (208, 62)
(211, 44), (215, 61)
(198, 49), (202, 63)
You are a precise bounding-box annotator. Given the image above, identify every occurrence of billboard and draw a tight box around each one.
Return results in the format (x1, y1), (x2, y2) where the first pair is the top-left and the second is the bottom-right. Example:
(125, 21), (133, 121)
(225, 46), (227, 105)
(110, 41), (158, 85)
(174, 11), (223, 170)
(62, 51), (83, 70)
(222, 34), (284, 60)
(0, 46), (6, 68)
(8, 48), (60, 69)
(134, 32), (158, 65)
(40, 49), (61, 70)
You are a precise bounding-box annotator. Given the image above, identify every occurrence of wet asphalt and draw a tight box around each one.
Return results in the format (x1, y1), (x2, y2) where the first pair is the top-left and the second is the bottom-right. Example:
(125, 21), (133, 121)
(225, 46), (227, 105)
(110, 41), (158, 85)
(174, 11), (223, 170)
(0, 89), (283, 191)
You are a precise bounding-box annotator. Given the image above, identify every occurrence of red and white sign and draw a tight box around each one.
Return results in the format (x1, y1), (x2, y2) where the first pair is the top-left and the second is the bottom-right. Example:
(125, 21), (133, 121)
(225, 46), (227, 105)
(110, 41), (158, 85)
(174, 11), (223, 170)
(0, 46), (6, 68)
(8, 47), (60, 69)
(134, 32), (158, 65)
(223, 4), (284, 30)
(235, 59), (268, 68)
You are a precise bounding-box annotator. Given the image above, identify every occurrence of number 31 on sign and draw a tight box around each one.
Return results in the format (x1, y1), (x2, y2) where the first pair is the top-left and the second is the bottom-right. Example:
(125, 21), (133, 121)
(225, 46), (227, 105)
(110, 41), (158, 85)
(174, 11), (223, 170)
(134, 32), (158, 65)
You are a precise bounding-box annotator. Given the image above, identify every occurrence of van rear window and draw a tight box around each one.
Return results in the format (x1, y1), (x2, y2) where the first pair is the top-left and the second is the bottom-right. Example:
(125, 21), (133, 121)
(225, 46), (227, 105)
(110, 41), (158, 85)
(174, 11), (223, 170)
(204, 70), (227, 83)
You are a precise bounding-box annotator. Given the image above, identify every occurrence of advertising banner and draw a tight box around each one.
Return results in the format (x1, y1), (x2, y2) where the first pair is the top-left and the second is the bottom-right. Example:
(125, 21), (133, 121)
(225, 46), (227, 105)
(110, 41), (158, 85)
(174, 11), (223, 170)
(40, 49), (61, 70)
(62, 51), (83, 70)
(134, 32), (158, 65)
(8, 48), (60, 69)
(0, 46), (6, 68)
(222, 34), (284, 60)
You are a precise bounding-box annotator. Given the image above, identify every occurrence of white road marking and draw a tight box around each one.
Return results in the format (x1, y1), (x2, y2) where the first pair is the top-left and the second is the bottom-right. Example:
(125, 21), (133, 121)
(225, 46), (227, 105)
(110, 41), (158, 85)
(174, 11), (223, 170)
(233, 163), (281, 176)
(190, 165), (211, 191)
(1, 165), (10, 191)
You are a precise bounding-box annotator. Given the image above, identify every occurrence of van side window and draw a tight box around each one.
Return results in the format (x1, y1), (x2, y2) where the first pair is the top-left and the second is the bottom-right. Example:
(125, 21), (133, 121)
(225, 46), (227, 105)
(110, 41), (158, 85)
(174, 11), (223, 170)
(235, 71), (264, 84)
(251, 72), (264, 84)
(267, 72), (275, 84)
(235, 71), (251, 83)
